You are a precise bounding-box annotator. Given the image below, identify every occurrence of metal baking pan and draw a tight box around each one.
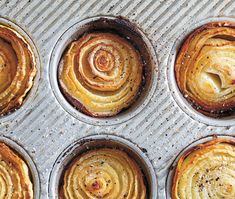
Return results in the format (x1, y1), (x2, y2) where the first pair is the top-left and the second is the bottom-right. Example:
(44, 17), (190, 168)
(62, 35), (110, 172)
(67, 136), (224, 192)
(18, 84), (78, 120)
(0, 0), (234, 198)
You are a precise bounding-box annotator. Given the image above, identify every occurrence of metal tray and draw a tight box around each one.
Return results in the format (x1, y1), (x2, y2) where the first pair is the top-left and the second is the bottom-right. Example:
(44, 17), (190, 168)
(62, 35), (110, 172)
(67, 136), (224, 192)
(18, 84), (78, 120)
(0, 0), (234, 198)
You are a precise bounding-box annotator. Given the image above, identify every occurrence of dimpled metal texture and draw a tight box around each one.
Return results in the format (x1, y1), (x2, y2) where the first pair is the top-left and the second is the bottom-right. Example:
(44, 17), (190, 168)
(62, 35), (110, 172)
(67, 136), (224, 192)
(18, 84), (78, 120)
(0, 0), (234, 198)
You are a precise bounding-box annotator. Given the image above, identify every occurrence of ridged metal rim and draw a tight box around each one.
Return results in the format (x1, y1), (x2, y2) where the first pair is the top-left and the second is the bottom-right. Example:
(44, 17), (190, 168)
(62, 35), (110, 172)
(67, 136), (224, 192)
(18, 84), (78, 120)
(165, 134), (235, 199)
(48, 134), (158, 199)
(0, 135), (41, 199)
(167, 16), (235, 127)
(0, 17), (41, 123)
(49, 15), (158, 126)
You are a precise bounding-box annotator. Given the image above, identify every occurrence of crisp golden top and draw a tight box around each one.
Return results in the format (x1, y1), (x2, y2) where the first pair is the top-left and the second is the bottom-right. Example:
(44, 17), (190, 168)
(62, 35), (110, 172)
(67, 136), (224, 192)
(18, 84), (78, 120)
(60, 148), (146, 199)
(59, 32), (142, 117)
(0, 143), (33, 199)
(175, 22), (235, 117)
(172, 138), (235, 199)
(0, 24), (36, 115)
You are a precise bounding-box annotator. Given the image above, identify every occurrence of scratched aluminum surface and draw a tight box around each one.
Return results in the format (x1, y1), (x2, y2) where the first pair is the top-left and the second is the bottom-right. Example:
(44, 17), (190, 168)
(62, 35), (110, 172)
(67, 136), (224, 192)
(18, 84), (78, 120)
(0, 0), (234, 198)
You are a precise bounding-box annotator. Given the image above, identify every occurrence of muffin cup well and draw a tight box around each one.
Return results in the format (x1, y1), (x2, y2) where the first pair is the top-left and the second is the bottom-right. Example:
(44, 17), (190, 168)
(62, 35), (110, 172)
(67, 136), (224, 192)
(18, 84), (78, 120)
(49, 15), (158, 125)
(0, 17), (40, 122)
(166, 135), (235, 199)
(49, 134), (158, 199)
(0, 136), (41, 199)
(167, 17), (235, 127)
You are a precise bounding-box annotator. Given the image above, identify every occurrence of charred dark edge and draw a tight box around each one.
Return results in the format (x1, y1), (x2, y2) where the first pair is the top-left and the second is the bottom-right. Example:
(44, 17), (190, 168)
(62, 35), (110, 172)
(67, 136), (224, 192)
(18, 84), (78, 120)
(59, 86), (97, 117)
(186, 97), (235, 118)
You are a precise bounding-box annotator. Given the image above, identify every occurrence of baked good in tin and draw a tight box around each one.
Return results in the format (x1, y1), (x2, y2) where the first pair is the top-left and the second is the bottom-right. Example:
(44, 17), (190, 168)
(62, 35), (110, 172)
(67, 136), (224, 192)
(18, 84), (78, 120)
(60, 148), (146, 199)
(175, 22), (235, 117)
(59, 32), (142, 117)
(0, 143), (33, 198)
(0, 24), (36, 115)
(172, 138), (235, 199)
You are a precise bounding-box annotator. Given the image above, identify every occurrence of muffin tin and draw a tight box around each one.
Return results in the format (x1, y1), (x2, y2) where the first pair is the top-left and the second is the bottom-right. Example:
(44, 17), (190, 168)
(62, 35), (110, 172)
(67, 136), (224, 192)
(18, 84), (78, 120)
(0, 0), (234, 198)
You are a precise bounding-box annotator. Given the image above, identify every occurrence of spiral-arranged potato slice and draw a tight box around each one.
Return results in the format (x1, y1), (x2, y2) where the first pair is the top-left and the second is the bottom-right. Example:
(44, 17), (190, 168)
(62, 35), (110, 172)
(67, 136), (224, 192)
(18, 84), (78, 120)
(175, 22), (235, 117)
(59, 32), (142, 117)
(0, 24), (36, 115)
(0, 143), (33, 198)
(172, 138), (235, 199)
(60, 148), (146, 199)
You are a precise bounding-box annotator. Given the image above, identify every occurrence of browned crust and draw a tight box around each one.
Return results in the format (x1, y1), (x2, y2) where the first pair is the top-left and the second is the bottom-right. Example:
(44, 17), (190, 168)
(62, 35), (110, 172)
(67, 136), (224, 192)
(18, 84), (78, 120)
(171, 137), (235, 199)
(59, 148), (146, 199)
(175, 21), (235, 117)
(59, 85), (97, 117)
